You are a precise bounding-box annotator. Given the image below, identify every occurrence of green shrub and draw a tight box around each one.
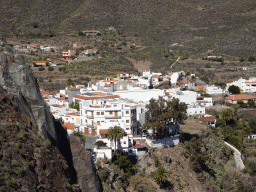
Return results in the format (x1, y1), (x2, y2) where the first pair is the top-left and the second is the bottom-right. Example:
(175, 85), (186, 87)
(4, 172), (10, 180)
(17, 130), (25, 139)
(73, 131), (86, 142)
(152, 167), (167, 184)
(11, 160), (19, 167)
(45, 170), (51, 178)
(94, 140), (107, 148)
(98, 167), (110, 182)
(48, 66), (54, 71)
(34, 148), (39, 153)
(64, 182), (71, 188)
(38, 66), (45, 71)
(13, 143), (20, 149)
(17, 167), (23, 177)
(43, 139), (51, 147)
(23, 161), (30, 167)
(46, 149), (51, 153)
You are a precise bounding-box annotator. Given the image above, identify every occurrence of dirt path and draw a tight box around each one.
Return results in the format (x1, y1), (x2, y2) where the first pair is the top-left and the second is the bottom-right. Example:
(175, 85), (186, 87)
(126, 57), (152, 73)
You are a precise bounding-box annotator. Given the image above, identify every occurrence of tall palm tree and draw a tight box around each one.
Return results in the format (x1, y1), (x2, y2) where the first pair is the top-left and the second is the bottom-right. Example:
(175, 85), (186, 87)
(107, 126), (124, 152)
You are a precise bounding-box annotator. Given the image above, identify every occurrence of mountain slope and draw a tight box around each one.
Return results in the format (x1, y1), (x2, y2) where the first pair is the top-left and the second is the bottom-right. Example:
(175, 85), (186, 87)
(1, 0), (256, 56)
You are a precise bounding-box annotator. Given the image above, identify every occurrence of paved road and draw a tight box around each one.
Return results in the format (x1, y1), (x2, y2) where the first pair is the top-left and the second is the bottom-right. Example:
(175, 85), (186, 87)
(84, 135), (97, 150)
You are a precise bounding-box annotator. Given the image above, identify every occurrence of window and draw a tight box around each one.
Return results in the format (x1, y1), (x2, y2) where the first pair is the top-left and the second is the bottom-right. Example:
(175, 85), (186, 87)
(126, 128), (129, 130)
(126, 110), (129, 114)
(110, 112), (113, 115)
(101, 112), (104, 115)
(85, 111), (87, 114)
(124, 141), (126, 144)
(101, 121), (104, 123)
(97, 121), (100, 125)
(114, 104), (117, 107)
(97, 112), (100, 115)
(86, 120), (87, 123)
(126, 120), (129, 123)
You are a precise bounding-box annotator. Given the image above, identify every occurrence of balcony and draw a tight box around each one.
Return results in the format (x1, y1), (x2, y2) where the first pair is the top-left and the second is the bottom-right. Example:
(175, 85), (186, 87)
(86, 114), (94, 119)
(104, 115), (121, 119)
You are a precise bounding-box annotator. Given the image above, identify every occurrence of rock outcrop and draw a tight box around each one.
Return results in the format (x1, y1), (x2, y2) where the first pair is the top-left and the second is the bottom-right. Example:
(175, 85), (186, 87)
(0, 41), (56, 143)
(0, 42), (101, 192)
(70, 136), (102, 192)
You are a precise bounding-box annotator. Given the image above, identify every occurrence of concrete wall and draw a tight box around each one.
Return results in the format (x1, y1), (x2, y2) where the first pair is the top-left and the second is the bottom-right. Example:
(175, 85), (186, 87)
(94, 148), (112, 159)
(146, 136), (180, 148)
(224, 141), (245, 171)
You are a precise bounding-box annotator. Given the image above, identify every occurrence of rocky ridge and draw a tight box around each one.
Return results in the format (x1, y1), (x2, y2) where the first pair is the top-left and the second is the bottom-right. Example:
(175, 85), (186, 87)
(0, 42), (101, 191)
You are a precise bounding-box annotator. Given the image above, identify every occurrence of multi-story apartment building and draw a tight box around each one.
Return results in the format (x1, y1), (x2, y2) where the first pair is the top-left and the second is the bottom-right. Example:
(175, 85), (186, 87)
(78, 97), (138, 136)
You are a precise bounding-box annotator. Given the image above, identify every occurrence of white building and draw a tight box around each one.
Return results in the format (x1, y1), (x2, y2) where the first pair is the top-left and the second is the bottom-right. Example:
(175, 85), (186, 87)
(187, 104), (205, 116)
(172, 90), (197, 104)
(227, 78), (256, 93)
(206, 86), (223, 95)
(115, 89), (166, 103)
(78, 96), (138, 136)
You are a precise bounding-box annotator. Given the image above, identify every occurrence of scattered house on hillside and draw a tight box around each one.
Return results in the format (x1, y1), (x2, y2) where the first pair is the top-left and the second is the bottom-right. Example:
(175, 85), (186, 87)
(117, 72), (130, 79)
(225, 94), (256, 104)
(206, 85), (223, 95)
(107, 26), (115, 31)
(197, 96), (213, 107)
(128, 141), (147, 156)
(248, 134), (256, 139)
(31, 61), (49, 67)
(62, 50), (76, 58)
(151, 75), (161, 86)
(187, 104), (205, 116)
(195, 85), (206, 93)
(79, 49), (98, 56)
(27, 44), (40, 49)
(227, 77), (256, 93)
(198, 116), (216, 127)
(237, 67), (248, 71)
(83, 30), (100, 36)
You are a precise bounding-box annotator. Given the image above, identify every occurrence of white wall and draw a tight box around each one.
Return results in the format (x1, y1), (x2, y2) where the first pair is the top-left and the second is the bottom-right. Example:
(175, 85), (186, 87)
(146, 136), (180, 148)
(94, 148), (112, 160)
(115, 89), (165, 103)
(172, 91), (197, 104)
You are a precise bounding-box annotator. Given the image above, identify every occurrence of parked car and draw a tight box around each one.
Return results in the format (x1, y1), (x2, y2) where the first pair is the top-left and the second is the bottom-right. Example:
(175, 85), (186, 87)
(142, 129), (148, 136)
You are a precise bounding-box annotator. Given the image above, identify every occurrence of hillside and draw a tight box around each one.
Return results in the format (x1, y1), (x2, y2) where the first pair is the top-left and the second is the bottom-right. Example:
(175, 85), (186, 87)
(1, 0), (256, 57)
(0, 93), (75, 191)
(0, 42), (101, 191)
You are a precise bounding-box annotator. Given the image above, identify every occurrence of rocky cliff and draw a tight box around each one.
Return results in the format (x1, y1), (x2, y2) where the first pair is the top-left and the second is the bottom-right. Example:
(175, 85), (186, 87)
(0, 41), (101, 191)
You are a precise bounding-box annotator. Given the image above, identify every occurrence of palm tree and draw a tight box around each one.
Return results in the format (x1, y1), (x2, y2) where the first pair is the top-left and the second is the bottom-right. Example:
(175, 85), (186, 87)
(107, 126), (124, 152)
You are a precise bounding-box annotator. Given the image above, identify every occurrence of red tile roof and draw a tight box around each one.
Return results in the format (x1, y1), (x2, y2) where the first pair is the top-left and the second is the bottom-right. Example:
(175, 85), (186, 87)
(68, 88), (80, 91)
(63, 123), (75, 130)
(32, 61), (48, 63)
(41, 91), (51, 95)
(152, 75), (160, 79)
(225, 94), (256, 100)
(130, 141), (147, 149)
(198, 116), (216, 122)
(80, 49), (98, 54)
(245, 82), (256, 84)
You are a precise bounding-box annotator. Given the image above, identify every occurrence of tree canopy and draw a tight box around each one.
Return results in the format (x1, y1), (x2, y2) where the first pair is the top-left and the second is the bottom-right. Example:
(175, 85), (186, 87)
(144, 97), (187, 132)
(107, 126), (124, 151)
(228, 85), (240, 94)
